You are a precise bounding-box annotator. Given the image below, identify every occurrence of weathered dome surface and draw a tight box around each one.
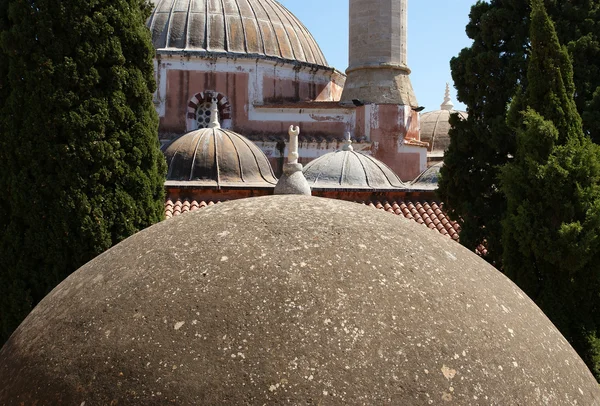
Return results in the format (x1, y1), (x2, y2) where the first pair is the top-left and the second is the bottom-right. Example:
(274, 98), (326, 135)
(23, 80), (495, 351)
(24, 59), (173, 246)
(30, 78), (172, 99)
(420, 85), (467, 155)
(162, 127), (277, 187)
(148, 0), (328, 67)
(1, 196), (599, 405)
(411, 162), (443, 190)
(303, 149), (405, 189)
(420, 109), (467, 154)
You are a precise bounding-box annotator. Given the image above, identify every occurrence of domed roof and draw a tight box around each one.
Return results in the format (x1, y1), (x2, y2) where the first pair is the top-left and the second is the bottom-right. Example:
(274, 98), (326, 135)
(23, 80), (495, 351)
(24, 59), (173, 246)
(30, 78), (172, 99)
(161, 100), (276, 187)
(303, 136), (405, 189)
(411, 162), (442, 190)
(420, 84), (468, 155)
(148, 0), (328, 67)
(2, 195), (599, 404)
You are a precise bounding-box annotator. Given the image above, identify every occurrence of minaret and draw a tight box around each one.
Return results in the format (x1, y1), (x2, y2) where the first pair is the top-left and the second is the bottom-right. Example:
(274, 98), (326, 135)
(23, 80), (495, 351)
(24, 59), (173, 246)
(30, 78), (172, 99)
(340, 0), (417, 106)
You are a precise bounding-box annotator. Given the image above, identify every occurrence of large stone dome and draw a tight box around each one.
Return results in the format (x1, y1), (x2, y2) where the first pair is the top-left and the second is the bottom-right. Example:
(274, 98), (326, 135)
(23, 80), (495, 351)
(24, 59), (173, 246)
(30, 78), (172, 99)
(148, 0), (328, 67)
(161, 103), (277, 187)
(303, 138), (405, 189)
(2, 196), (599, 404)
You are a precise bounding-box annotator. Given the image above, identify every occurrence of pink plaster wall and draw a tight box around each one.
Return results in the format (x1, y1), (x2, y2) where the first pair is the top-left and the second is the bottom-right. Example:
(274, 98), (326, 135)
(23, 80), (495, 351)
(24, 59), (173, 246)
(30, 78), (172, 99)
(318, 81), (344, 101)
(263, 76), (325, 103)
(160, 70), (250, 134)
(369, 105), (422, 180)
(395, 153), (421, 181)
(160, 69), (348, 139)
(354, 106), (366, 139)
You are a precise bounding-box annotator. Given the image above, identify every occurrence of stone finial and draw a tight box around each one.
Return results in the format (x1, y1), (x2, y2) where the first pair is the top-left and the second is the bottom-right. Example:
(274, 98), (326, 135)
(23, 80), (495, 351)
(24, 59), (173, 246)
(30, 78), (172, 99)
(440, 83), (454, 111)
(288, 125), (300, 164)
(208, 97), (221, 129)
(342, 132), (354, 151)
(274, 125), (311, 196)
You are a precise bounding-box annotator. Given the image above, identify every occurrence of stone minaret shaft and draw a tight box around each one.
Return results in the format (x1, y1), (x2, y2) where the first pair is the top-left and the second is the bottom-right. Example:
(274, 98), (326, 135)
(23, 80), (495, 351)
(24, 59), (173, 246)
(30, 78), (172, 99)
(340, 0), (417, 106)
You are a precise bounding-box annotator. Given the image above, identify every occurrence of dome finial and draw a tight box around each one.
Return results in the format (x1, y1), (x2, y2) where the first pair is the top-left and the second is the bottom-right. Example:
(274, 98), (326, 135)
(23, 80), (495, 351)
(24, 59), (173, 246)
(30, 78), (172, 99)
(274, 125), (311, 196)
(342, 132), (354, 151)
(288, 125), (300, 164)
(441, 83), (454, 111)
(208, 97), (221, 129)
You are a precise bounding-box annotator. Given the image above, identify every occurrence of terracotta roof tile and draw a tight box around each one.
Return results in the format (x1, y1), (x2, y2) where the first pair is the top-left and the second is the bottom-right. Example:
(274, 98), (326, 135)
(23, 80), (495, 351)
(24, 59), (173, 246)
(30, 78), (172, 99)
(164, 197), (463, 245)
(362, 199), (462, 243)
(164, 198), (221, 218)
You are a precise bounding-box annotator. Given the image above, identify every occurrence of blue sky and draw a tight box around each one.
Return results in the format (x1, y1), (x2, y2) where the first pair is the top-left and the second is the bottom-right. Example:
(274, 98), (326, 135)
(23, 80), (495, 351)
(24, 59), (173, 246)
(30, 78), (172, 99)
(279, 0), (477, 112)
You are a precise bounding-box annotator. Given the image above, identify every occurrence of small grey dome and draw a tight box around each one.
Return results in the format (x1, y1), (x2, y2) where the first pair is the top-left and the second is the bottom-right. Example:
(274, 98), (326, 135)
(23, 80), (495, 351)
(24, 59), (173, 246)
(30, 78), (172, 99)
(420, 85), (467, 155)
(303, 143), (405, 189)
(162, 127), (277, 188)
(1, 196), (599, 404)
(148, 0), (328, 67)
(411, 162), (443, 190)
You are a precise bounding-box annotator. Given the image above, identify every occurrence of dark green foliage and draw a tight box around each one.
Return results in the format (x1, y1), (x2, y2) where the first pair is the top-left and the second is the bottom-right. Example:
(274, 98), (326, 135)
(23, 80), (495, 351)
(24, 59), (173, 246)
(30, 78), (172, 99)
(438, 0), (600, 265)
(584, 87), (600, 142)
(0, 0), (166, 343)
(501, 0), (600, 378)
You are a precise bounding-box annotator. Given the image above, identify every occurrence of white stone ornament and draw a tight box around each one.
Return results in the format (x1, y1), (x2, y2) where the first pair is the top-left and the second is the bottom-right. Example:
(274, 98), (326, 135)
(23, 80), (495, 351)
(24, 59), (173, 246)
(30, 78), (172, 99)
(288, 125), (300, 164)
(274, 125), (311, 196)
(342, 132), (354, 151)
(208, 97), (221, 129)
(441, 83), (454, 111)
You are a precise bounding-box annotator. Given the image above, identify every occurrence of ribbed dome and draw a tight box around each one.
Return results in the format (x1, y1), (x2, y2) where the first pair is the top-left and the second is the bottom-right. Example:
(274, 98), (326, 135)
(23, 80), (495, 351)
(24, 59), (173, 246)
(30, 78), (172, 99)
(162, 127), (277, 188)
(411, 162), (443, 190)
(420, 85), (467, 155)
(303, 141), (405, 189)
(148, 0), (328, 67)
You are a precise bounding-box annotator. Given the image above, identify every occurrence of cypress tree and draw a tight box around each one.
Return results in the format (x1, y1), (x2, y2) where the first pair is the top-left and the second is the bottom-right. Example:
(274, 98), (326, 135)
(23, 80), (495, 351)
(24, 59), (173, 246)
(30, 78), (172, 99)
(501, 0), (600, 378)
(438, 0), (600, 265)
(0, 0), (166, 343)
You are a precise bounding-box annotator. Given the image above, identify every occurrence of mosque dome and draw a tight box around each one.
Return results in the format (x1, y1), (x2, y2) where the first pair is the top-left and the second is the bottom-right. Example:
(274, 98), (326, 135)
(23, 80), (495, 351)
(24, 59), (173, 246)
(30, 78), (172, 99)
(411, 162), (443, 190)
(1, 195), (599, 404)
(161, 100), (277, 187)
(148, 0), (328, 67)
(420, 84), (468, 156)
(303, 135), (405, 189)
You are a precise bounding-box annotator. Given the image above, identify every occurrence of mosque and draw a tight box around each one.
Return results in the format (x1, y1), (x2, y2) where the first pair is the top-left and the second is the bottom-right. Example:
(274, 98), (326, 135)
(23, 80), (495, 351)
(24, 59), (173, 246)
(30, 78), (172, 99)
(149, 0), (468, 242)
(3, 0), (600, 402)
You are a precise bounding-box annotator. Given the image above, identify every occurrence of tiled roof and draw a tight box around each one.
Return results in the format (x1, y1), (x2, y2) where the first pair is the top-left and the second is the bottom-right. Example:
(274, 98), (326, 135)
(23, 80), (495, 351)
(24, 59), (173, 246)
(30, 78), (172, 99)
(364, 200), (459, 240)
(165, 198), (460, 241)
(165, 199), (218, 219)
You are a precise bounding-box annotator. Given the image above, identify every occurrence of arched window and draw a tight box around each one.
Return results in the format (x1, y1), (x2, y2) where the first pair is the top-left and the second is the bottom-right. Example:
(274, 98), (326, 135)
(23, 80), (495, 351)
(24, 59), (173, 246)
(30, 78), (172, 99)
(194, 100), (213, 129)
(186, 91), (232, 131)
